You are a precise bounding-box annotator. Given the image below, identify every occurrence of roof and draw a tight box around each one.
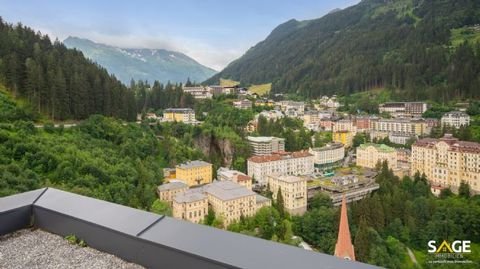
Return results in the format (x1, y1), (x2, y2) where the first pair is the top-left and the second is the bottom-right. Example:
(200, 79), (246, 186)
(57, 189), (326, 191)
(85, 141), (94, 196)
(413, 134), (480, 153)
(255, 194), (271, 204)
(173, 190), (207, 203)
(358, 143), (395, 153)
(203, 181), (255, 201)
(176, 160), (212, 169)
(248, 150), (313, 163)
(164, 108), (194, 113)
(334, 196), (355, 261)
(247, 136), (285, 143)
(1, 188), (379, 269)
(268, 175), (306, 183)
(311, 142), (344, 152)
(158, 181), (188, 192)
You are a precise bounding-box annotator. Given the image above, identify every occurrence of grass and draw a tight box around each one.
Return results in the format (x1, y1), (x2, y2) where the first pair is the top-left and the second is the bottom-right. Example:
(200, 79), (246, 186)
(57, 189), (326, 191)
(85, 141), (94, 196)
(249, 83), (271, 96)
(450, 26), (480, 48)
(372, 0), (420, 24)
(219, 78), (240, 87)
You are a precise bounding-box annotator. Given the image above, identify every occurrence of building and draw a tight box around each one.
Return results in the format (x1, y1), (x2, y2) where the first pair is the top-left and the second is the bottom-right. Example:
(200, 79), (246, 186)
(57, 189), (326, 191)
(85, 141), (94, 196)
(379, 102), (428, 118)
(333, 131), (354, 148)
(309, 143), (345, 171)
(333, 119), (357, 133)
(319, 117), (338, 131)
(356, 143), (397, 169)
(163, 168), (176, 180)
(371, 118), (429, 136)
(245, 120), (257, 133)
(318, 96), (340, 109)
(217, 167), (253, 190)
(182, 86), (212, 99)
(256, 110), (284, 122)
(163, 108), (196, 123)
(278, 101), (305, 115)
(176, 160), (213, 186)
(334, 196), (355, 261)
(172, 190), (208, 224)
(247, 151), (314, 186)
(441, 111), (471, 129)
(255, 194), (272, 210)
(203, 181), (259, 226)
(233, 99), (253, 110)
(247, 136), (286, 156)
(208, 85), (224, 96)
(157, 181), (188, 205)
(354, 116), (378, 132)
(388, 132), (417, 145)
(303, 110), (320, 127)
(411, 134), (480, 193)
(267, 175), (307, 216)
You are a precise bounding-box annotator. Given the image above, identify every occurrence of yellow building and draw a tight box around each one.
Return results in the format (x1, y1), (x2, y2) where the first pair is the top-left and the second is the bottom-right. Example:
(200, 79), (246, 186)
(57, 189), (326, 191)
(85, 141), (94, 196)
(333, 131), (354, 148)
(176, 160), (213, 187)
(164, 108), (196, 123)
(411, 134), (480, 193)
(157, 181), (188, 205)
(267, 175), (307, 216)
(356, 143), (397, 169)
(172, 190), (208, 224)
(203, 181), (258, 226)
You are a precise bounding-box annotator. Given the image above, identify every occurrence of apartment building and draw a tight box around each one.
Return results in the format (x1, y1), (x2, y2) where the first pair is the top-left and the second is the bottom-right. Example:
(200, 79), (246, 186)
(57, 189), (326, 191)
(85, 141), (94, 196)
(176, 160), (213, 186)
(217, 167), (253, 190)
(163, 108), (196, 123)
(172, 190), (208, 224)
(441, 111), (471, 129)
(333, 119), (357, 133)
(354, 116), (378, 132)
(379, 102), (428, 118)
(388, 132), (417, 145)
(247, 151), (314, 186)
(309, 142), (345, 170)
(356, 143), (397, 169)
(333, 130), (354, 148)
(371, 118), (428, 136)
(267, 175), (307, 216)
(157, 181), (188, 205)
(247, 136), (285, 156)
(411, 134), (480, 192)
(233, 99), (253, 110)
(182, 86), (212, 99)
(256, 110), (285, 122)
(203, 181), (259, 226)
(278, 101), (305, 115)
(303, 110), (320, 126)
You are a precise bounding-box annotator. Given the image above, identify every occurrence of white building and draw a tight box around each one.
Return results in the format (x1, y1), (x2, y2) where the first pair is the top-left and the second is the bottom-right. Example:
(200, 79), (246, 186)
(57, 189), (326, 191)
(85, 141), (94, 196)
(256, 110), (284, 122)
(388, 132), (417, 145)
(183, 86), (212, 99)
(247, 136), (285, 156)
(247, 151), (314, 186)
(309, 142), (345, 171)
(217, 167), (253, 190)
(441, 111), (470, 129)
(233, 99), (253, 110)
(267, 175), (307, 215)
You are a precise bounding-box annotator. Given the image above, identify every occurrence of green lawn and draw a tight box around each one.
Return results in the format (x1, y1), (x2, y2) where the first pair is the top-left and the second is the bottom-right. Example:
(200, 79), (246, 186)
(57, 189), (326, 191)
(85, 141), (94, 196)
(249, 83), (271, 96)
(219, 78), (240, 87)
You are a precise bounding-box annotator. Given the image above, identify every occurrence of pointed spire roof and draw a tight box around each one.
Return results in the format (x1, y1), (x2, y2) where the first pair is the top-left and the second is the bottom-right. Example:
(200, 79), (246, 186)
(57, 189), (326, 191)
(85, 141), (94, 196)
(334, 195), (355, 261)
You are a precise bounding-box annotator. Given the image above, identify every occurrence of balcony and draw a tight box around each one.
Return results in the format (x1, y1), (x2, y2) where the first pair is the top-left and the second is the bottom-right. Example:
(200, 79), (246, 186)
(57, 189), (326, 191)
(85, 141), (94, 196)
(0, 188), (377, 269)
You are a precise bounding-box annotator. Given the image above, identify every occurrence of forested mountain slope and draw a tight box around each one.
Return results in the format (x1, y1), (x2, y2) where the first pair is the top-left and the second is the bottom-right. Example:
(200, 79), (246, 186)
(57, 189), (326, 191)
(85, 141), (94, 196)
(206, 0), (480, 101)
(0, 18), (137, 121)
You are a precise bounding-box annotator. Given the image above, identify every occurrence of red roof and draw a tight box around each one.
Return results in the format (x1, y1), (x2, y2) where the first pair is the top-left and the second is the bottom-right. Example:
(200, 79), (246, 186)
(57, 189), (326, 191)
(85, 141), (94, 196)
(413, 134), (480, 154)
(334, 196), (355, 261)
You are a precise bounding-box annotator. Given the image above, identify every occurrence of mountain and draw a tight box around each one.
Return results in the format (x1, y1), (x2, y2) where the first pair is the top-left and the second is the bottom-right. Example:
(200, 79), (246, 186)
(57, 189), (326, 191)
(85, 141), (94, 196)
(64, 37), (217, 84)
(206, 0), (480, 101)
(0, 18), (136, 121)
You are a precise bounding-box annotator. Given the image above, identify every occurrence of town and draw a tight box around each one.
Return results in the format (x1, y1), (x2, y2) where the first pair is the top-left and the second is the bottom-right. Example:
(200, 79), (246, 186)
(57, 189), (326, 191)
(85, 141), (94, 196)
(143, 82), (479, 260)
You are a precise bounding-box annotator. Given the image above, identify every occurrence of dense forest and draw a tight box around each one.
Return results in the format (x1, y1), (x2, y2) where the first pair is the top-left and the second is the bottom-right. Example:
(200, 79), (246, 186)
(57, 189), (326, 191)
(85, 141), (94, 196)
(206, 0), (480, 102)
(0, 17), (137, 121)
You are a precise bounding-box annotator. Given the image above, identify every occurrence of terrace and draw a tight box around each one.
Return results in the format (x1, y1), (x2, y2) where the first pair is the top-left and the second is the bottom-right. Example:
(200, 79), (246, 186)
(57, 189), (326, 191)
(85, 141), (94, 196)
(0, 188), (378, 269)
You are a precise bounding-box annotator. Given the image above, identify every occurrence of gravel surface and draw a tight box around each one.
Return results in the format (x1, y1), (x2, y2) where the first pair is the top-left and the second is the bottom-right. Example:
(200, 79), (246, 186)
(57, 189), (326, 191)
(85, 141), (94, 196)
(0, 229), (144, 269)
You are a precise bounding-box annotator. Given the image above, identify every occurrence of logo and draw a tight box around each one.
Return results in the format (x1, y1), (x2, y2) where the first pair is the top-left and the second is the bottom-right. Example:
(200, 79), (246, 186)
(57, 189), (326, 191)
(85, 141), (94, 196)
(427, 240), (473, 264)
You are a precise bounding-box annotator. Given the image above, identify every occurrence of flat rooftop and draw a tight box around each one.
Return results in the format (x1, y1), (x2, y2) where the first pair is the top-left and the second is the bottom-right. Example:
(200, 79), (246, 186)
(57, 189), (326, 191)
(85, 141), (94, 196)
(0, 229), (144, 269)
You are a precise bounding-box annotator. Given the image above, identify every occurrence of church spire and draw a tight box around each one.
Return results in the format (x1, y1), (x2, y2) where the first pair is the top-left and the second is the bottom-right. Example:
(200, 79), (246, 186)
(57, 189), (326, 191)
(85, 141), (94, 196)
(334, 195), (355, 261)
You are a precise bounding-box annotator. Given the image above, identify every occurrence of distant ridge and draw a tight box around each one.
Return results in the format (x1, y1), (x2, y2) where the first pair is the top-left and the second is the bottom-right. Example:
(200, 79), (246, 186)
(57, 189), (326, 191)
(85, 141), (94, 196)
(64, 36), (217, 84)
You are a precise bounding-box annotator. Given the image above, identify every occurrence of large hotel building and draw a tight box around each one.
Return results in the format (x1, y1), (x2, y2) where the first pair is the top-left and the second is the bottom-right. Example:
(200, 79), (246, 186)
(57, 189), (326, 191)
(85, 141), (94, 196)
(247, 136), (285, 156)
(411, 134), (480, 193)
(267, 175), (307, 215)
(247, 151), (314, 186)
(309, 142), (345, 171)
(356, 143), (397, 169)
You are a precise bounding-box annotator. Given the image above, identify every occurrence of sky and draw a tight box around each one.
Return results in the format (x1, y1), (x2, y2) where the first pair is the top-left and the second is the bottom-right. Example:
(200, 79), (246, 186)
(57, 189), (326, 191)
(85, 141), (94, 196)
(0, 0), (359, 71)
